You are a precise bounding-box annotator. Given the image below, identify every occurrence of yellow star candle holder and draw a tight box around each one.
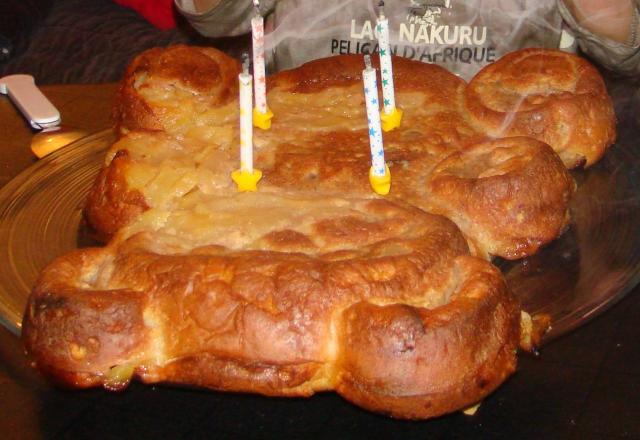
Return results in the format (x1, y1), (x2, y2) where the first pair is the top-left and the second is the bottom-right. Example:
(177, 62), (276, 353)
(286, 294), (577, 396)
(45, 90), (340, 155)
(253, 107), (274, 130)
(380, 106), (403, 132)
(369, 164), (391, 195)
(232, 168), (263, 192)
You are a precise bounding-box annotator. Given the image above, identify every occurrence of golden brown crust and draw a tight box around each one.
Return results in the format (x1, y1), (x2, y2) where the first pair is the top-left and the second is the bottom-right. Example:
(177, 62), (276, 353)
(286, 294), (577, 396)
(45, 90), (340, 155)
(464, 48), (616, 168)
(23, 46), (617, 419)
(269, 53), (466, 99)
(114, 45), (240, 136)
(23, 204), (517, 419)
(335, 256), (519, 419)
(87, 126), (575, 260)
(21, 248), (149, 388)
(84, 149), (148, 242)
(425, 137), (576, 259)
(90, 49), (580, 259)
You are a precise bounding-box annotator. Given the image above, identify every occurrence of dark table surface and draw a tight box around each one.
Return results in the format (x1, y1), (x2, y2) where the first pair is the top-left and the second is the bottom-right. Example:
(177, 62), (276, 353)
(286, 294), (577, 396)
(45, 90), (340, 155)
(1, 81), (639, 440)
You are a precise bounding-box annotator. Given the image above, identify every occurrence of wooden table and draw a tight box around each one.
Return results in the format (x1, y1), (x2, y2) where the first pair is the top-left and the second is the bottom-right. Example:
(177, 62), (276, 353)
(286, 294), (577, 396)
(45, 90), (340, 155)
(0, 84), (118, 187)
(0, 84), (639, 440)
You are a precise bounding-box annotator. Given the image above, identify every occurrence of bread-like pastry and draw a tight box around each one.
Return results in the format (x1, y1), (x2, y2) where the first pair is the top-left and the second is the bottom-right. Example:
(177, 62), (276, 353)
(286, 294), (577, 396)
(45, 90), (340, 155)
(464, 48), (616, 168)
(425, 137), (576, 259)
(23, 195), (519, 420)
(84, 149), (149, 241)
(23, 45), (615, 419)
(96, 48), (577, 260)
(114, 45), (240, 142)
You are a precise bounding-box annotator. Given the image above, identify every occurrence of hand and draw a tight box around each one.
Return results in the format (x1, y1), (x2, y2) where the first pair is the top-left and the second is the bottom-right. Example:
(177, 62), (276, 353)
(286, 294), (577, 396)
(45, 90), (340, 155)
(564, 0), (635, 43)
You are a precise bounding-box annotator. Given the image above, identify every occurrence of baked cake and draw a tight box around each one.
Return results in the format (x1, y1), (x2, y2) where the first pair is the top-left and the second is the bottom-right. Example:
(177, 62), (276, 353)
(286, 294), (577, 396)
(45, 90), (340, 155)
(22, 45), (615, 419)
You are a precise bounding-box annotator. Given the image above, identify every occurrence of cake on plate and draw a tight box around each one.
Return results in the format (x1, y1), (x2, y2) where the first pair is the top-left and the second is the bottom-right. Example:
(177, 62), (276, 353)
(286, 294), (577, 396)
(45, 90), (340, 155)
(22, 45), (615, 419)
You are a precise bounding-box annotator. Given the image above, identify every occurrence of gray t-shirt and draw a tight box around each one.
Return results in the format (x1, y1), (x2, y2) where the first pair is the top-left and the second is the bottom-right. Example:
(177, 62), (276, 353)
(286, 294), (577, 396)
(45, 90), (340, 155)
(176, 0), (640, 78)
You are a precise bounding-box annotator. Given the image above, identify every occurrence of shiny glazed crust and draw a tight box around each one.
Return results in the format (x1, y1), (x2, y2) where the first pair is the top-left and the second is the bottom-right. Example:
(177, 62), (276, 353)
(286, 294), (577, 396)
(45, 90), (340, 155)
(94, 47), (579, 259)
(464, 48), (616, 168)
(23, 45), (615, 419)
(23, 199), (519, 420)
(425, 137), (576, 259)
(84, 150), (149, 241)
(114, 45), (241, 137)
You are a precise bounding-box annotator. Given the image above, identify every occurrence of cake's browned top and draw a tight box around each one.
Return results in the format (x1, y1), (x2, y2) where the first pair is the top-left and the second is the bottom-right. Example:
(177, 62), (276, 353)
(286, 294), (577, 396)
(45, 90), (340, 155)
(30, 198), (470, 371)
(98, 46), (586, 260)
(114, 45), (241, 136)
(464, 48), (616, 167)
(23, 45), (615, 420)
(24, 196), (520, 419)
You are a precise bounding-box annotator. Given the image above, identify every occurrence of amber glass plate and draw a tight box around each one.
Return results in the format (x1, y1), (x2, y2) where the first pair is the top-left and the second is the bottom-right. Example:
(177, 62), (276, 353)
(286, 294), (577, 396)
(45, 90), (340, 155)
(1, 129), (639, 339)
(0, 130), (113, 334)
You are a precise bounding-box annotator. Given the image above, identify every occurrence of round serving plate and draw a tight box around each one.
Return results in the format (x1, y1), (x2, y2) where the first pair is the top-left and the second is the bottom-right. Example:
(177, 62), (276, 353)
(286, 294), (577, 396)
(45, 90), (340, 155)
(495, 137), (640, 339)
(0, 130), (113, 334)
(0, 127), (639, 340)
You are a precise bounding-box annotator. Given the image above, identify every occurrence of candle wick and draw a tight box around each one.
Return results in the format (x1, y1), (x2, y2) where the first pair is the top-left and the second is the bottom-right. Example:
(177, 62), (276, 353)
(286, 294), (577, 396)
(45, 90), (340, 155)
(253, 0), (261, 15)
(378, 0), (385, 17)
(242, 53), (250, 75)
(364, 54), (372, 69)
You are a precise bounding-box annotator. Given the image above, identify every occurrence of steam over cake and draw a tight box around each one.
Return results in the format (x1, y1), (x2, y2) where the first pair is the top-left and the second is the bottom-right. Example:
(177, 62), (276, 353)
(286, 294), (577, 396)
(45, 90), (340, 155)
(22, 45), (615, 419)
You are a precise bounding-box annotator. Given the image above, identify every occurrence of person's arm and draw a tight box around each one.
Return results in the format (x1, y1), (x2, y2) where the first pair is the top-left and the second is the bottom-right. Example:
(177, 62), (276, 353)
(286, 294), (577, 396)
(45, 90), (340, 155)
(559, 0), (640, 74)
(175, 0), (276, 38)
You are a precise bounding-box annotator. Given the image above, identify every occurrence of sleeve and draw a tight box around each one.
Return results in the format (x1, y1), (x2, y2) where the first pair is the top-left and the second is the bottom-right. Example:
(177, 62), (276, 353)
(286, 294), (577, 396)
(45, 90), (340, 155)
(558, 0), (640, 75)
(174, 0), (277, 38)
